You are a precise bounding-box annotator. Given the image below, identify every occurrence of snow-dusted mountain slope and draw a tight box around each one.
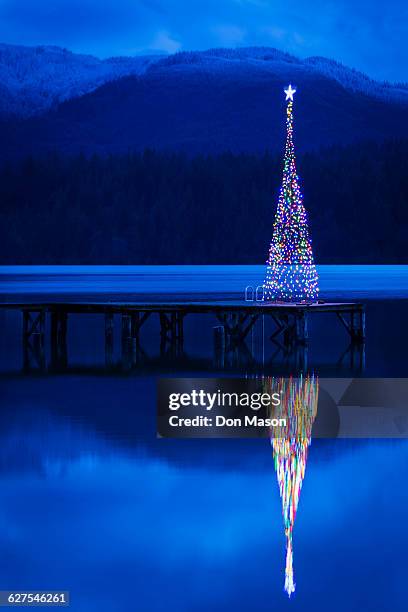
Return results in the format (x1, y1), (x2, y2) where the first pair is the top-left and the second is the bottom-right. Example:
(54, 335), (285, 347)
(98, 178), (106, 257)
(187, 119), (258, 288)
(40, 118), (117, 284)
(0, 44), (406, 120)
(304, 55), (408, 103)
(0, 43), (162, 117)
(0, 44), (407, 158)
(151, 48), (408, 102)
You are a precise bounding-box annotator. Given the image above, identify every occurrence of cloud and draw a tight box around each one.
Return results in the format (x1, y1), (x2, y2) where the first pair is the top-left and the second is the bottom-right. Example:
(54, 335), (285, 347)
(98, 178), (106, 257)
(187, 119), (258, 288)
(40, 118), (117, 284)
(212, 24), (247, 45)
(262, 26), (286, 42)
(293, 31), (305, 46)
(149, 30), (182, 53)
(0, 0), (406, 81)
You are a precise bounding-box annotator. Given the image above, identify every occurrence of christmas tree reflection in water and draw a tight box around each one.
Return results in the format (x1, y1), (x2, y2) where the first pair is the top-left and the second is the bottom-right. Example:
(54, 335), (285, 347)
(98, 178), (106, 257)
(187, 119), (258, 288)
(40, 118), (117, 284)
(266, 375), (319, 597)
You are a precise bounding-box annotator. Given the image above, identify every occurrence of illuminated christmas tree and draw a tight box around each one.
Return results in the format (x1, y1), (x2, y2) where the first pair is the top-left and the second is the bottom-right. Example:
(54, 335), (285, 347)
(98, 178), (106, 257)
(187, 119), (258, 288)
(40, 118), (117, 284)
(266, 375), (319, 597)
(263, 85), (319, 302)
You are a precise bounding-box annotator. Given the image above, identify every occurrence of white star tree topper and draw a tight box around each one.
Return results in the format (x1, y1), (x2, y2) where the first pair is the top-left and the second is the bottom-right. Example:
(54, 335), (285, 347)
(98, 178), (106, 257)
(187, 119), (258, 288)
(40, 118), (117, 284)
(284, 84), (296, 101)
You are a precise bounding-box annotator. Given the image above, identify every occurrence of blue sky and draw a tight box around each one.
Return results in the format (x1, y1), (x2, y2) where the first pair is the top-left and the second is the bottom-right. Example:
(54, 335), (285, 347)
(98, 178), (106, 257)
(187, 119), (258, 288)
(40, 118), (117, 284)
(0, 0), (406, 82)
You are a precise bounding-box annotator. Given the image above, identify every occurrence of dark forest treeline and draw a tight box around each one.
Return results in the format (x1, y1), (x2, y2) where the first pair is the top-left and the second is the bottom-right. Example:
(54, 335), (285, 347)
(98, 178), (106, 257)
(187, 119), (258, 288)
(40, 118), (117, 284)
(0, 140), (407, 264)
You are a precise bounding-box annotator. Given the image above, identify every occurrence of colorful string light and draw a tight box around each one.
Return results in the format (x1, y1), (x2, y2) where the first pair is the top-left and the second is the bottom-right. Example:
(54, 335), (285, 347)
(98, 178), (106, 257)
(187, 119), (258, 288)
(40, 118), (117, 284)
(263, 86), (319, 302)
(265, 375), (319, 597)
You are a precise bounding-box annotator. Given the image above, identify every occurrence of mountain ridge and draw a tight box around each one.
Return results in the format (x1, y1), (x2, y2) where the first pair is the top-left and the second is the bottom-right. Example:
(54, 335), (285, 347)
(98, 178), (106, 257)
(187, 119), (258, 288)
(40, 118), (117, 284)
(0, 42), (162, 117)
(0, 43), (407, 158)
(0, 42), (407, 120)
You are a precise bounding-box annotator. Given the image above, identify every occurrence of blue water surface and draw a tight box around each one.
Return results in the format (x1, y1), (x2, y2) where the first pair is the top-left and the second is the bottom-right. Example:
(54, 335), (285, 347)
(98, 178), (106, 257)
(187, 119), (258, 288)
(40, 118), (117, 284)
(0, 266), (407, 611)
(0, 377), (406, 611)
(1, 265), (408, 299)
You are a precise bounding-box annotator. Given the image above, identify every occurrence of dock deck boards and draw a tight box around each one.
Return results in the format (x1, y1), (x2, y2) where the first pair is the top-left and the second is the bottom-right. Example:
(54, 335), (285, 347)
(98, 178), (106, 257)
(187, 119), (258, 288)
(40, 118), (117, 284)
(0, 300), (363, 314)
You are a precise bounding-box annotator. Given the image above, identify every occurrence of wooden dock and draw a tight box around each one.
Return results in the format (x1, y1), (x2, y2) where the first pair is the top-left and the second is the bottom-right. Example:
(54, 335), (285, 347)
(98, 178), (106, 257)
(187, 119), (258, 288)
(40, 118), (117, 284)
(0, 299), (365, 372)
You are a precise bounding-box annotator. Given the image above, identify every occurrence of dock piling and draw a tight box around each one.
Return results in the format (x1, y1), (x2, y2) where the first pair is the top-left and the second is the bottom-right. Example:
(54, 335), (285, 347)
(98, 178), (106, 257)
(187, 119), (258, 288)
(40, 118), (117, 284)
(105, 312), (114, 367)
(50, 311), (68, 369)
(22, 310), (46, 371)
(121, 313), (133, 370)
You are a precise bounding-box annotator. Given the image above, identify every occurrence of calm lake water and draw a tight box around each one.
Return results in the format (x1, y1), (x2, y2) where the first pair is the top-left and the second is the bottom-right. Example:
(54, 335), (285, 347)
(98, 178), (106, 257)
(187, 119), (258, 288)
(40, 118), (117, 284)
(1, 264), (408, 300)
(0, 266), (407, 611)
